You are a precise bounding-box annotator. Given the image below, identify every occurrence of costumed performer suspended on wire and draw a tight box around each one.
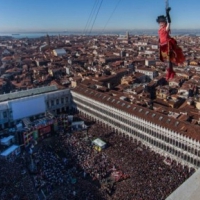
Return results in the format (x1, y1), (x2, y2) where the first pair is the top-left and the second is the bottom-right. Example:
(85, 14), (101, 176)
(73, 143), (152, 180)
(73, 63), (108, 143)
(157, 7), (185, 80)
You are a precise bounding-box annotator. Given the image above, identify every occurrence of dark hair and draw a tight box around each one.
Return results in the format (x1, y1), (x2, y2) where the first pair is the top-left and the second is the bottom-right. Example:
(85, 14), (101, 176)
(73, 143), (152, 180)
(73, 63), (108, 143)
(156, 15), (167, 23)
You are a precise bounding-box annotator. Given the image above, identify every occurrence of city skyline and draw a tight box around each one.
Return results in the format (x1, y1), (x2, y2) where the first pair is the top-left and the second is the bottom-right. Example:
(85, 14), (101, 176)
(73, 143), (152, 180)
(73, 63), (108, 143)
(0, 0), (200, 32)
(1, 6), (200, 198)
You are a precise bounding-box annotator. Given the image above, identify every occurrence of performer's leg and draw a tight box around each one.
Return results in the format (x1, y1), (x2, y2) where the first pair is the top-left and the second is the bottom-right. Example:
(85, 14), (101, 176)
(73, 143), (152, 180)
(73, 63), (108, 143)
(166, 62), (175, 80)
(169, 61), (175, 79)
(166, 62), (171, 81)
(168, 61), (173, 70)
(166, 48), (176, 80)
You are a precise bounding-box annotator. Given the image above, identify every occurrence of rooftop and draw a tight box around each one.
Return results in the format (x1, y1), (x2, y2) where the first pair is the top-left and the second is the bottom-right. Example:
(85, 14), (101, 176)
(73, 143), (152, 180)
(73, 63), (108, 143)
(166, 168), (200, 200)
(0, 135), (14, 143)
(0, 85), (58, 102)
(0, 145), (19, 156)
(92, 138), (106, 148)
(72, 85), (200, 141)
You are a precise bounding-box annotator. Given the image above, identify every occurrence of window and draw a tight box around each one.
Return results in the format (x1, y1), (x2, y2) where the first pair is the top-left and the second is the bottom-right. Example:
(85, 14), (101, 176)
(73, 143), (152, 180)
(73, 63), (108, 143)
(47, 101), (49, 107)
(56, 99), (59, 105)
(3, 111), (7, 118)
(61, 98), (64, 104)
(66, 97), (68, 102)
(51, 100), (54, 106)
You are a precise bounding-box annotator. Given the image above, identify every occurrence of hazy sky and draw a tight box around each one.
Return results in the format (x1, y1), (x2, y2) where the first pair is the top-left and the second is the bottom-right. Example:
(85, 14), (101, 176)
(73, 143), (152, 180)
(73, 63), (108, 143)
(0, 0), (199, 32)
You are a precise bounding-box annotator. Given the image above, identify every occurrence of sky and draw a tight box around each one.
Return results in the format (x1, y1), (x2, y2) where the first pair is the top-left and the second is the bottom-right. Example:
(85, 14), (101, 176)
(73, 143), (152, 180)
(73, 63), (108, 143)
(0, 0), (200, 32)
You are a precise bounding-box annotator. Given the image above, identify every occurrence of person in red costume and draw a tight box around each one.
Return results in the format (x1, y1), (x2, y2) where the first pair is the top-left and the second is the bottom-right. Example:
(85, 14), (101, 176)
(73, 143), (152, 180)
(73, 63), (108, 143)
(157, 8), (185, 80)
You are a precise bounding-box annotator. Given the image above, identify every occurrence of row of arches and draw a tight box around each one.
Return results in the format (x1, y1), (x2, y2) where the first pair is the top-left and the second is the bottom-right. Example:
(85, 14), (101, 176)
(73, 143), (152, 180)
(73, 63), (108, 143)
(75, 98), (199, 169)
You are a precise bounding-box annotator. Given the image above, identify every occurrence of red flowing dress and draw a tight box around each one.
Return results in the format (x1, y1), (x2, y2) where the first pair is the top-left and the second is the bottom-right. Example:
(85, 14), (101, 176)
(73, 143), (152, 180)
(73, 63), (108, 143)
(159, 26), (185, 64)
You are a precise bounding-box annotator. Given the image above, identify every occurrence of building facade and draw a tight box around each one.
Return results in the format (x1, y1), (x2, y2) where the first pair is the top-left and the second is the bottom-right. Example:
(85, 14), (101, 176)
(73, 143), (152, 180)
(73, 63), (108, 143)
(0, 86), (71, 129)
(135, 67), (158, 80)
(71, 87), (200, 169)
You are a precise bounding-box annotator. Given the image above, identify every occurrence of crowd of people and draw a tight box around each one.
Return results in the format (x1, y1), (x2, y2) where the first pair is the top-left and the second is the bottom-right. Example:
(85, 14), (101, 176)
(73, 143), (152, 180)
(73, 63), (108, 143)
(31, 143), (104, 200)
(55, 120), (194, 200)
(46, 134), (107, 200)
(33, 146), (66, 190)
(0, 156), (38, 200)
(0, 114), (196, 200)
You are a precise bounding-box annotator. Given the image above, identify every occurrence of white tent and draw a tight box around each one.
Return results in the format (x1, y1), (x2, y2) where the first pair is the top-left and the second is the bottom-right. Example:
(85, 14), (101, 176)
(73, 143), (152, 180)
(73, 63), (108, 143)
(92, 138), (106, 149)
(0, 135), (15, 146)
(0, 145), (20, 159)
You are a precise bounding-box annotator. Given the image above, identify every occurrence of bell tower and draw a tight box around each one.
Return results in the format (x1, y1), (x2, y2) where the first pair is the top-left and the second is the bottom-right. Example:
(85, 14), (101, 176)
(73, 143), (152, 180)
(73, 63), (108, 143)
(46, 34), (51, 46)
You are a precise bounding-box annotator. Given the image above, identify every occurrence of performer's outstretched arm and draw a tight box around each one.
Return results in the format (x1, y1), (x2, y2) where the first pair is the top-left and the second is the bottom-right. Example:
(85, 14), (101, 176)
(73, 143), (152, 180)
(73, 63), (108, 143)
(166, 7), (171, 23)
(166, 7), (171, 31)
(166, 23), (170, 31)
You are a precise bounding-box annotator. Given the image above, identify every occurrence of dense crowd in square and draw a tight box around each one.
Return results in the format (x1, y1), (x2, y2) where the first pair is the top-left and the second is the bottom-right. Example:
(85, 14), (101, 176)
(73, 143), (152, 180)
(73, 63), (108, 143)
(0, 115), (195, 200)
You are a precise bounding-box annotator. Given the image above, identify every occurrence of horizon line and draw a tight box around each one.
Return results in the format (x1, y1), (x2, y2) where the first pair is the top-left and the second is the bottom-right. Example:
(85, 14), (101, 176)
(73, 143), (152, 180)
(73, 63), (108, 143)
(1, 28), (200, 34)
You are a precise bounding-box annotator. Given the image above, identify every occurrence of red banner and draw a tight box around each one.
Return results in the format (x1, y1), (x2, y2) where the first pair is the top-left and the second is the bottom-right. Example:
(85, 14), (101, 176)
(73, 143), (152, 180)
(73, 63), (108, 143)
(39, 125), (51, 135)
